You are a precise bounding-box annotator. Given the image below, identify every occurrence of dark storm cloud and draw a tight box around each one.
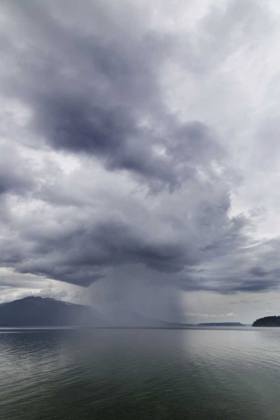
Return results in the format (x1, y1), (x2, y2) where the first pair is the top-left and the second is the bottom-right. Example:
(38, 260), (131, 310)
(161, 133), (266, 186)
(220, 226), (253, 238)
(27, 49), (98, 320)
(1, 0), (280, 302)
(0, 0), (171, 186)
(179, 276), (280, 295)
(0, 146), (34, 195)
(2, 217), (196, 286)
(249, 266), (269, 277)
(0, 0), (226, 191)
(178, 237), (280, 295)
(214, 278), (280, 294)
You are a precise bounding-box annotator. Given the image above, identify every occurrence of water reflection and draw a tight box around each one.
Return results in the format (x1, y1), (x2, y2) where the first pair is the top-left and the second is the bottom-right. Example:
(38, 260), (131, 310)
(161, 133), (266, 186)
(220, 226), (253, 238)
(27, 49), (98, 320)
(1, 328), (280, 419)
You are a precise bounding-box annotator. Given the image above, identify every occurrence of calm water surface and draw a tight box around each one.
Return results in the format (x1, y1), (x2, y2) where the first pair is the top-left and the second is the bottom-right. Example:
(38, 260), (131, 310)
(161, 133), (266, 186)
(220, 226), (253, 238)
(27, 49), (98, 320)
(1, 327), (280, 419)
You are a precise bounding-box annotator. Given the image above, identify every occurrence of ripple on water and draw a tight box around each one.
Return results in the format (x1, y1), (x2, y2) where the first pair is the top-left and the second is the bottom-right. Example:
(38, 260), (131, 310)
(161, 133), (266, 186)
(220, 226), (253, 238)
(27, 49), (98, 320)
(1, 328), (280, 420)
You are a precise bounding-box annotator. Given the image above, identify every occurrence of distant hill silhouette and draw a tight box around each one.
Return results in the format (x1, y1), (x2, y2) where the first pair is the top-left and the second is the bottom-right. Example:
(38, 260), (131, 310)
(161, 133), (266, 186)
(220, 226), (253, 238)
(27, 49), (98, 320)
(0, 296), (247, 328)
(0, 297), (190, 328)
(253, 316), (280, 327)
(0, 296), (104, 327)
(198, 322), (244, 327)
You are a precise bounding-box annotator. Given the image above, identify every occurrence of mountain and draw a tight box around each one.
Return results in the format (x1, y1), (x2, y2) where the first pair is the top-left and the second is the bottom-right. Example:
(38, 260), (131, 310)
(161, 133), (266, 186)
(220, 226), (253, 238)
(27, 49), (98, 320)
(253, 316), (280, 327)
(0, 297), (195, 328)
(0, 297), (246, 328)
(0, 296), (104, 327)
(197, 322), (245, 327)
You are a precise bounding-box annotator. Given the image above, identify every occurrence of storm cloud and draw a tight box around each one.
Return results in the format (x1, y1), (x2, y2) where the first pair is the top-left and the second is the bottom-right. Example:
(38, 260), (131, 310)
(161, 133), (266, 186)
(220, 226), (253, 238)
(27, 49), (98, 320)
(1, 0), (280, 322)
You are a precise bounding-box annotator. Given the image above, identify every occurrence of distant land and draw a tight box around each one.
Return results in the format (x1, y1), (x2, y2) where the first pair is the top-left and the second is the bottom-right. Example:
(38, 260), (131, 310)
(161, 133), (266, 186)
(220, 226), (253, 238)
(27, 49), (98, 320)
(197, 322), (244, 327)
(0, 297), (185, 328)
(0, 296), (104, 327)
(0, 297), (248, 328)
(253, 316), (280, 327)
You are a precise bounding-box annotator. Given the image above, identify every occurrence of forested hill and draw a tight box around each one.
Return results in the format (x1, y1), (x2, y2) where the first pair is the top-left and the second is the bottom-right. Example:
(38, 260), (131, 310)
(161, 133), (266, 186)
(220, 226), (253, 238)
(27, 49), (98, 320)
(253, 316), (280, 327)
(0, 296), (104, 327)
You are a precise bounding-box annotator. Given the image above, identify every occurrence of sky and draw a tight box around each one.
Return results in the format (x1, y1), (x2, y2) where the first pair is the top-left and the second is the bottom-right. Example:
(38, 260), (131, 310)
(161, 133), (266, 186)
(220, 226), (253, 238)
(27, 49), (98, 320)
(1, 0), (280, 324)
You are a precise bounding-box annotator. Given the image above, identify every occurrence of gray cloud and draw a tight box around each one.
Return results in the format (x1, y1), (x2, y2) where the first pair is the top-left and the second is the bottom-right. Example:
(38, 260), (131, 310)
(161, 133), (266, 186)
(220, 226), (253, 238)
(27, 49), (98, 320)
(0, 0), (174, 187)
(0, 145), (34, 195)
(0, 0), (228, 192)
(1, 0), (280, 320)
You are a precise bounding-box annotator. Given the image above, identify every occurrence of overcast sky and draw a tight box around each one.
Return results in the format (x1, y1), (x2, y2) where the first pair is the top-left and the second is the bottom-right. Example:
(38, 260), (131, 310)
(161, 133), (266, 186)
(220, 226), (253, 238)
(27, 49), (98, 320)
(1, 0), (280, 324)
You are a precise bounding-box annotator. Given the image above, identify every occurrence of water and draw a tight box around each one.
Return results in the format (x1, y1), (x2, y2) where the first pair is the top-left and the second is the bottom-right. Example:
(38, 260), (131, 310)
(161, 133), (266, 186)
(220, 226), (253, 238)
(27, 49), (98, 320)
(1, 327), (280, 419)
